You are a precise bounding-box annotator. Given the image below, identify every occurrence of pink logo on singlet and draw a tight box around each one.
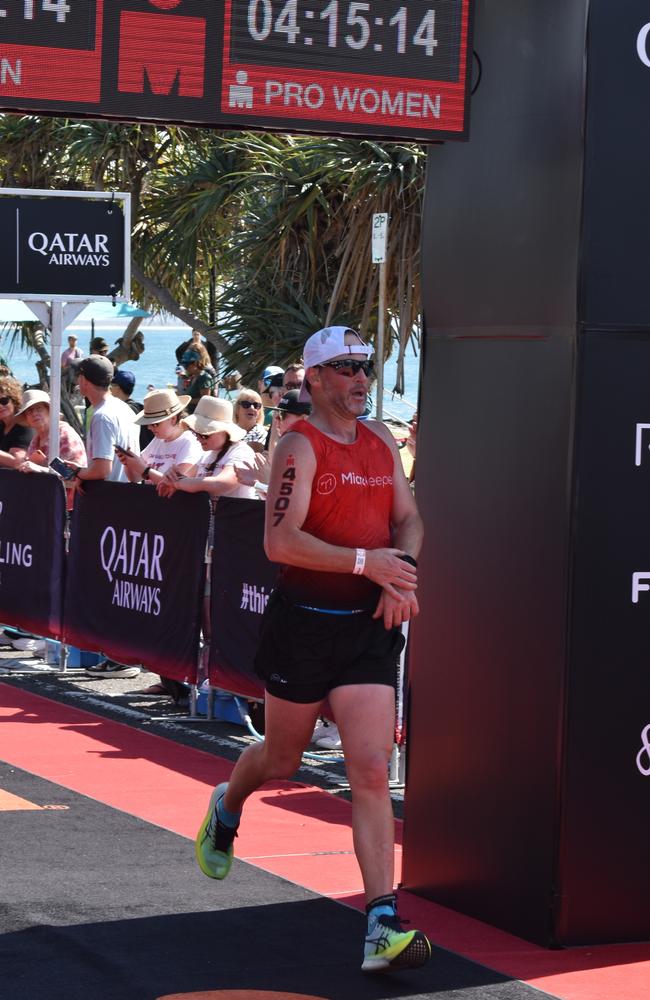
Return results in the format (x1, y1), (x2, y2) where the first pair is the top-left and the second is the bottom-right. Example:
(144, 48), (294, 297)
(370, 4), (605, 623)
(317, 473), (336, 495)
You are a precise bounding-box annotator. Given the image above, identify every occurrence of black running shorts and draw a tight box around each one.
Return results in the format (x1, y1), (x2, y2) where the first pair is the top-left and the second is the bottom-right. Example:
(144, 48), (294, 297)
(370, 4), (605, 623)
(254, 591), (405, 704)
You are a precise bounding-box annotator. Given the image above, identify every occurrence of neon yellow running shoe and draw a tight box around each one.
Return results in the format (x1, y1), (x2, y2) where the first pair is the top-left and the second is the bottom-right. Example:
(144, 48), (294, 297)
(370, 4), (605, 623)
(362, 912), (432, 973)
(195, 782), (238, 880)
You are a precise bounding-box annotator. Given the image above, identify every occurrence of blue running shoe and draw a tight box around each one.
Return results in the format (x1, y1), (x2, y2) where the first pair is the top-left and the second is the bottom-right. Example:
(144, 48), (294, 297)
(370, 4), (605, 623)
(195, 782), (238, 880)
(362, 912), (432, 973)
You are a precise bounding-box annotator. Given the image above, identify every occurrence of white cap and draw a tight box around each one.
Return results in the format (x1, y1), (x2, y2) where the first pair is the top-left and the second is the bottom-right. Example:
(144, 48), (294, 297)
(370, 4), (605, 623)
(299, 326), (373, 401)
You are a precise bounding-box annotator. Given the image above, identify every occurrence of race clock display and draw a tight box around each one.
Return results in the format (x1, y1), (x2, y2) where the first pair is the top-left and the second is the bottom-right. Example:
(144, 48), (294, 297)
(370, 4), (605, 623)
(230, 1), (462, 81)
(0, 2), (473, 143)
(222, 0), (472, 139)
(0, 0), (96, 49)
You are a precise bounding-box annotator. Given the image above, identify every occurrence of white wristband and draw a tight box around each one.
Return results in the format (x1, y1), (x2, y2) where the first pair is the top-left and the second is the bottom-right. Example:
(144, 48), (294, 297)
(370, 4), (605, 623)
(253, 480), (268, 495)
(352, 548), (366, 575)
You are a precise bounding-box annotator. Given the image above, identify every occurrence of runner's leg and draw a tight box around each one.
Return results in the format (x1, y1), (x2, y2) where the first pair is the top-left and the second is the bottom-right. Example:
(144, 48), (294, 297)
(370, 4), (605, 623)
(328, 682), (396, 902)
(223, 691), (322, 814)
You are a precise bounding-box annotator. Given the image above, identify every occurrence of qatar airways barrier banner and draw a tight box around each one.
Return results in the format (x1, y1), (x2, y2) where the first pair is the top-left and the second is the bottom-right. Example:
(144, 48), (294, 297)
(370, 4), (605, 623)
(209, 498), (278, 699)
(0, 470), (66, 639)
(64, 481), (210, 682)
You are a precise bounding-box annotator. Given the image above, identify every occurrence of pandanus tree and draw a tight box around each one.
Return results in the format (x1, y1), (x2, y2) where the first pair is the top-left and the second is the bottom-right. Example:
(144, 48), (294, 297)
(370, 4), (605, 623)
(0, 115), (425, 397)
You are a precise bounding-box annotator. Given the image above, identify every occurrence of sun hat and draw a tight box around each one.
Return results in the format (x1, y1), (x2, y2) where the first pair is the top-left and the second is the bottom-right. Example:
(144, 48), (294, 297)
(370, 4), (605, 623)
(15, 388), (50, 418)
(71, 354), (114, 388)
(134, 388), (191, 426)
(272, 389), (311, 417)
(299, 327), (373, 401)
(182, 396), (246, 441)
(111, 369), (136, 394)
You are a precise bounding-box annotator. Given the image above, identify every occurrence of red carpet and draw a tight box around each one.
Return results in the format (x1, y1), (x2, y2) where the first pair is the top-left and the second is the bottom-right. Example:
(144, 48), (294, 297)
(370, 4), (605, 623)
(1, 682), (648, 1000)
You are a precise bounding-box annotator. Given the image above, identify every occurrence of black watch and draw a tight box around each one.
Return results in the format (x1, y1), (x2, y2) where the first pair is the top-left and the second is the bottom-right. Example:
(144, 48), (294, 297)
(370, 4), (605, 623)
(142, 466), (152, 482)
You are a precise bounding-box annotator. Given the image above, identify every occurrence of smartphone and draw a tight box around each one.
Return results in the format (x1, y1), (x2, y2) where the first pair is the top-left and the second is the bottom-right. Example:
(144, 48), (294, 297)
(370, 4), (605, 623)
(114, 444), (135, 458)
(49, 457), (77, 480)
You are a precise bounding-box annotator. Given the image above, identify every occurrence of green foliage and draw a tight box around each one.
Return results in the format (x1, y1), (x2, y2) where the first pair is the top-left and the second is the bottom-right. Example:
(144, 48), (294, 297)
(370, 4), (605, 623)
(0, 115), (424, 391)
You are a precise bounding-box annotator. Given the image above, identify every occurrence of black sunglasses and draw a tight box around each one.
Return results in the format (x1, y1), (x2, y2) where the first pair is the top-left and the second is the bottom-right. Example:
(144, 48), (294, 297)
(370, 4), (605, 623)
(192, 430), (213, 441)
(318, 359), (375, 378)
(239, 400), (262, 410)
(0, 396), (12, 406)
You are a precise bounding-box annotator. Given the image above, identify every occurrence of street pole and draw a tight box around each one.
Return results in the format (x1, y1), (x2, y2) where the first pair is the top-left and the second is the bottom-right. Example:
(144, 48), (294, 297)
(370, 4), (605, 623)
(372, 212), (389, 420)
(49, 300), (63, 460)
(376, 261), (387, 420)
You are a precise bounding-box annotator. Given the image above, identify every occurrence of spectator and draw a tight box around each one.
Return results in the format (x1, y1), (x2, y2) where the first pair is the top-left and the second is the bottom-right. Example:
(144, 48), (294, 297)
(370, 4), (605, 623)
(182, 349), (216, 413)
(117, 388), (200, 485)
(273, 388), (311, 435)
(61, 335), (84, 370)
(16, 389), (87, 509)
(176, 328), (219, 371)
(236, 390), (311, 494)
(66, 355), (139, 489)
(0, 375), (33, 468)
(257, 364), (283, 398)
(90, 336), (109, 356)
(66, 355), (141, 679)
(282, 362), (305, 392)
(110, 368), (153, 449)
(258, 365), (284, 426)
(262, 373), (291, 456)
(233, 388), (266, 450)
(158, 396), (257, 502)
(116, 387), (202, 703)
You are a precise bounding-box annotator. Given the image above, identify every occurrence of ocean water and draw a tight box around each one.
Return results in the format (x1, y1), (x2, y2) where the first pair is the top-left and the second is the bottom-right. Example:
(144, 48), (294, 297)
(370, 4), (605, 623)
(2, 319), (420, 424)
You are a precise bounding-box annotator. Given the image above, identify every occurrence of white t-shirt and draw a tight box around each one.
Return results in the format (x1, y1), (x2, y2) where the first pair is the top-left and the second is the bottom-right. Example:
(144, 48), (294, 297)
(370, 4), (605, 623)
(88, 395), (140, 483)
(194, 440), (258, 499)
(141, 430), (201, 474)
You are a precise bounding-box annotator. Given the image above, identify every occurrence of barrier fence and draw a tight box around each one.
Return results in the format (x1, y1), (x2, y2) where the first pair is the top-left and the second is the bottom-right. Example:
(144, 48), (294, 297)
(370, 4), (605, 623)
(0, 469), (66, 639)
(0, 471), (408, 772)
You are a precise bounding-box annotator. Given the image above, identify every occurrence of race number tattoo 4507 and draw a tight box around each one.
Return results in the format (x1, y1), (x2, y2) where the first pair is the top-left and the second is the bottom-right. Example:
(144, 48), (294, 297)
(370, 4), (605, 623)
(272, 463), (296, 527)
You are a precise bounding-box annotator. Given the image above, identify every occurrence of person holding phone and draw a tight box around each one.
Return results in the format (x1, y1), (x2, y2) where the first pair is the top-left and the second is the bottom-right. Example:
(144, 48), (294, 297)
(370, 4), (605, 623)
(116, 388), (201, 485)
(16, 389), (86, 508)
(157, 396), (257, 502)
(66, 355), (139, 488)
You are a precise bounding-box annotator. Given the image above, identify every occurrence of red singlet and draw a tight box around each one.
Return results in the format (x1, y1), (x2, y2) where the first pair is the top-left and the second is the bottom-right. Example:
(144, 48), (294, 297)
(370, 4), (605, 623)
(278, 420), (394, 610)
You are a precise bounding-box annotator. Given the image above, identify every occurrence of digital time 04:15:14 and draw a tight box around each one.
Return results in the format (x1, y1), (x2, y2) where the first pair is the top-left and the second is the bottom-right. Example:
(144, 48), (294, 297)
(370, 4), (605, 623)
(231, 1), (464, 82)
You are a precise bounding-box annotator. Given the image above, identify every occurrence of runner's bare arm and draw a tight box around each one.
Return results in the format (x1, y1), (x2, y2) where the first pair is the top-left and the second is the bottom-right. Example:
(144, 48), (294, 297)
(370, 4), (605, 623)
(265, 433), (418, 596)
(364, 419), (423, 558)
(365, 420), (423, 626)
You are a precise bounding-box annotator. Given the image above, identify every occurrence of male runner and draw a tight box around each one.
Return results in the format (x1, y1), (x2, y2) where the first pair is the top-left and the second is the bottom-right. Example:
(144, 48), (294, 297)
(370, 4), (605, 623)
(196, 326), (430, 973)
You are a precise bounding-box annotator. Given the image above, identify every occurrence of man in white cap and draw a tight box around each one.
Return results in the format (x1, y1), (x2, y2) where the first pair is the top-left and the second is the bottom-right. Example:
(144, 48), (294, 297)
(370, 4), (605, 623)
(196, 327), (430, 972)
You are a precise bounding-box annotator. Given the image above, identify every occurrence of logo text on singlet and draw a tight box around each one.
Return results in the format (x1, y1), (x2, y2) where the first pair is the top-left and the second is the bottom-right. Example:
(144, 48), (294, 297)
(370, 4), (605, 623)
(341, 472), (393, 488)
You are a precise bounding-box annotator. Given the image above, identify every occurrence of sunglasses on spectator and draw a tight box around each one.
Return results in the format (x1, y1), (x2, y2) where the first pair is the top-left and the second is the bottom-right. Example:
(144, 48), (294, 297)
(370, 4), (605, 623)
(318, 360), (375, 378)
(0, 396), (12, 405)
(192, 430), (214, 441)
(283, 381), (302, 390)
(239, 400), (262, 410)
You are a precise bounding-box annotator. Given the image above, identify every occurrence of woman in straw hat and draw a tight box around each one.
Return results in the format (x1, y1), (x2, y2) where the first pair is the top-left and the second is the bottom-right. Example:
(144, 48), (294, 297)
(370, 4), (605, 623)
(157, 395), (258, 502)
(16, 388), (87, 475)
(16, 389), (87, 510)
(116, 388), (202, 485)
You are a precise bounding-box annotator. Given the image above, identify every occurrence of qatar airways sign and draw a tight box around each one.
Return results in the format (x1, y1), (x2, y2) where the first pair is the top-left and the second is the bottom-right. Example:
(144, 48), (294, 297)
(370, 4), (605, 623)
(0, 190), (129, 301)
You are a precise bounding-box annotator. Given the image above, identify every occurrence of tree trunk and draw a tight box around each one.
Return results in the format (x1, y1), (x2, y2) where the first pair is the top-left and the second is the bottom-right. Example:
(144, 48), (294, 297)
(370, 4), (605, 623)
(108, 317), (145, 367)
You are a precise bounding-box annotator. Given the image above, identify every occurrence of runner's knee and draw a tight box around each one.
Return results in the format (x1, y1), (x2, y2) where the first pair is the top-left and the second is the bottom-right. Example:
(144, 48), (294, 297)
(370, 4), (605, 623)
(262, 746), (303, 780)
(347, 750), (392, 794)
